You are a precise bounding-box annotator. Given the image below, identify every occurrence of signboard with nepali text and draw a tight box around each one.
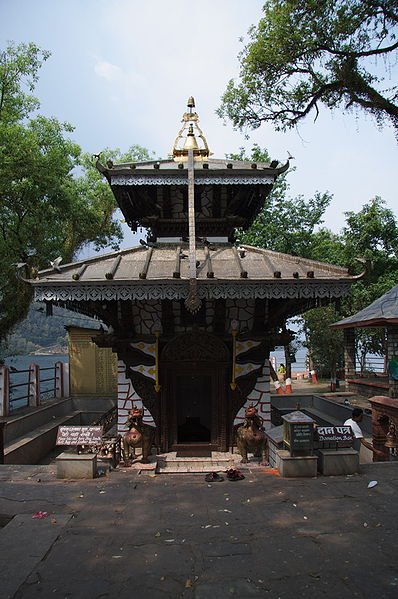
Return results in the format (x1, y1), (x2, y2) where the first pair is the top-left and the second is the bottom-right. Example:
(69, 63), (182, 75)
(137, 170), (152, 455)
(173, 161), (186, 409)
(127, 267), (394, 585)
(316, 426), (354, 443)
(56, 426), (103, 446)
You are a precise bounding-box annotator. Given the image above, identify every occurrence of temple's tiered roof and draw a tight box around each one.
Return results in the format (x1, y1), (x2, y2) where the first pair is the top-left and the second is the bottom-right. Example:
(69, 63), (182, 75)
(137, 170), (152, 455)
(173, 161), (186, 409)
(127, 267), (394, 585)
(30, 244), (355, 302)
(26, 98), (357, 307)
(96, 157), (289, 240)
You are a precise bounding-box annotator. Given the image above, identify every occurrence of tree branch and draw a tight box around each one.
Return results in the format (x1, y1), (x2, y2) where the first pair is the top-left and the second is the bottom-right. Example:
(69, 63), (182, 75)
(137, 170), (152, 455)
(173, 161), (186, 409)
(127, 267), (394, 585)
(316, 39), (398, 58)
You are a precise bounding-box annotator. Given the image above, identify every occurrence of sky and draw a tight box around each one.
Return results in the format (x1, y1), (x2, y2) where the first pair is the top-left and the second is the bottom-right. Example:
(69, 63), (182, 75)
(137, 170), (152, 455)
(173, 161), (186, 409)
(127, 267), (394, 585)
(1, 0), (397, 257)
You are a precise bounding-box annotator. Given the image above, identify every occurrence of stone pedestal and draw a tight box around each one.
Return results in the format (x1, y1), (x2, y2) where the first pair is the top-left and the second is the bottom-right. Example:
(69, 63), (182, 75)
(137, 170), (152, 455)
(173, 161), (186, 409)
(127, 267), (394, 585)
(265, 426), (283, 469)
(276, 449), (317, 478)
(56, 452), (97, 479)
(318, 448), (359, 476)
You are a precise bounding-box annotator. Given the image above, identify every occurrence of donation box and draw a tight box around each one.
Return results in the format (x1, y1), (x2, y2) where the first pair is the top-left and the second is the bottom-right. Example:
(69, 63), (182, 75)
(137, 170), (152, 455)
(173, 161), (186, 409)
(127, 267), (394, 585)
(282, 411), (315, 456)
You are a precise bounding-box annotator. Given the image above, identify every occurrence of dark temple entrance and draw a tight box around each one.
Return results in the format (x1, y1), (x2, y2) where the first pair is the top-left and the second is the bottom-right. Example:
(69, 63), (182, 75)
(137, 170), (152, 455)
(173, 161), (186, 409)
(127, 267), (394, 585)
(161, 331), (230, 453)
(176, 373), (212, 443)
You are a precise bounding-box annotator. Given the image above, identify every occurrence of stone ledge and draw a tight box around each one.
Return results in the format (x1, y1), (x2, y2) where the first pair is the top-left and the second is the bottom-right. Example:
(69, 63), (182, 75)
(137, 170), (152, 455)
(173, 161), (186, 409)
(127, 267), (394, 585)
(276, 449), (318, 478)
(56, 452), (97, 479)
(318, 448), (359, 476)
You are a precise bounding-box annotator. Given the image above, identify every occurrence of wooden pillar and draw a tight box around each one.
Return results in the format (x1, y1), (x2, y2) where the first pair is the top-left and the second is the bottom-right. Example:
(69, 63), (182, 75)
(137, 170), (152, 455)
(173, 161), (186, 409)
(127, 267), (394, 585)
(55, 361), (65, 398)
(28, 364), (40, 407)
(343, 328), (356, 389)
(0, 366), (10, 417)
(387, 326), (398, 399)
(0, 421), (5, 464)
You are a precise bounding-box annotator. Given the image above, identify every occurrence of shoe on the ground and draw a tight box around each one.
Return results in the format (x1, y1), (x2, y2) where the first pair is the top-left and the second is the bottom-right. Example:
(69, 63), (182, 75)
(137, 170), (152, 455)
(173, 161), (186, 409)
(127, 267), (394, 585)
(205, 472), (224, 482)
(226, 468), (245, 481)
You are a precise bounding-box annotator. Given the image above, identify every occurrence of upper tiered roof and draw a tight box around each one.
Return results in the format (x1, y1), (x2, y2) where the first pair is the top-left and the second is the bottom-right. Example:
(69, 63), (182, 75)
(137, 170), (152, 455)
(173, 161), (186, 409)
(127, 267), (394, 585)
(95, 98), (288, 241)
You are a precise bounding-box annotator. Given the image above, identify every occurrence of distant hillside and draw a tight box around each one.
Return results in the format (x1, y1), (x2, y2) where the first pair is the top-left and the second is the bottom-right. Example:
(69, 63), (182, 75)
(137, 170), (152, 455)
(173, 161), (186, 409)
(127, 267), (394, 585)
(0, 303), (102, 358)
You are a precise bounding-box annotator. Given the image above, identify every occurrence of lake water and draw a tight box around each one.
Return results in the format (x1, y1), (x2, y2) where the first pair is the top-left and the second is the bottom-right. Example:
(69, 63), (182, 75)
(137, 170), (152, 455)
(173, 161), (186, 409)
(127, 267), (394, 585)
(270, 348), (308, 372)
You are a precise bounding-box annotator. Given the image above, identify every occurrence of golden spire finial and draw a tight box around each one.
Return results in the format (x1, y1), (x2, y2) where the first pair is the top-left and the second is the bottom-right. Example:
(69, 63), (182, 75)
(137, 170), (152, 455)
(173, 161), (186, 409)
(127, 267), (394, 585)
(172, 97), (211, 161)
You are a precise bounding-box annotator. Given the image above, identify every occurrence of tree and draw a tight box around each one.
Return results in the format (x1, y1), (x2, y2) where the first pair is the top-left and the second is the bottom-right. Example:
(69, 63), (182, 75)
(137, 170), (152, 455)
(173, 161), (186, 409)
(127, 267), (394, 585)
(233, 145), (338, 260)
(339, 196), (398, 374)
(0, 42), (150, 341)
(342, 196), (398, 311)
(230, 145), (345, 377)
(301, 305), (344, 380)
(218, 1), (398, 134)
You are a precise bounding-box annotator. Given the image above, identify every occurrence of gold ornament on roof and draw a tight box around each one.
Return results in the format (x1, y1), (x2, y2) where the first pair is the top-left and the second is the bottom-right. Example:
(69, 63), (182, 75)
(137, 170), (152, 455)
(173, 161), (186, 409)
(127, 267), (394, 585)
(172, 97), (211, 161)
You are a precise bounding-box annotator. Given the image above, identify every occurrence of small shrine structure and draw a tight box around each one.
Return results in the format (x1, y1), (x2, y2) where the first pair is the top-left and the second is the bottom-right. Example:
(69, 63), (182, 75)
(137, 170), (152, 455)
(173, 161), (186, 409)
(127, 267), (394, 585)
(332, 284), (398, 461)
(27, 99), (357, 455)
(332, 284), (398, 399)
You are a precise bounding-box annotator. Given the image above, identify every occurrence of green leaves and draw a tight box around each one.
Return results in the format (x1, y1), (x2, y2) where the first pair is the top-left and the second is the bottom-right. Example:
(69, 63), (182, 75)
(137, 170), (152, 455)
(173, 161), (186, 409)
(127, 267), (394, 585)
(218, 1), (398, 133)
(234, 146), (398, 377)
(0, 42), (50, 124)
(0, 42), (151, 341)
(234, 145), (334, 258)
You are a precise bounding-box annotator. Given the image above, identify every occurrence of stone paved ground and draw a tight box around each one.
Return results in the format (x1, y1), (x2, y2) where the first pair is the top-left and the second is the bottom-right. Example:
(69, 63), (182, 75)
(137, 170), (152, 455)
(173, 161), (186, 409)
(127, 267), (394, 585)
(0, 462), (397, 598)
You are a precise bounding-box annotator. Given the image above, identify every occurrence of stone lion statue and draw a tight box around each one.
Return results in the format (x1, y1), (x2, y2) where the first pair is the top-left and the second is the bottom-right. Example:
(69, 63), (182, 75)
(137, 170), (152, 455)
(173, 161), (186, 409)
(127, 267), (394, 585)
(122, 406), (155, 465)
(235, 405), (268, 466)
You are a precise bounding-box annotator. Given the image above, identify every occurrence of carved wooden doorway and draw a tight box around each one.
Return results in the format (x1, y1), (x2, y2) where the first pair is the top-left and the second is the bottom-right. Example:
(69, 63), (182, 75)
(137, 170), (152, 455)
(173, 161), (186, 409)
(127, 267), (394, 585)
(161, 331), (229, 453)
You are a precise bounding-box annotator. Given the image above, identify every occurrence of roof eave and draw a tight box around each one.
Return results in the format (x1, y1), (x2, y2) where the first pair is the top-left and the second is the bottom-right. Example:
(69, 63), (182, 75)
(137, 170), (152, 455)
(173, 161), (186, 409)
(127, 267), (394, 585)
(331, 317), (398, 329)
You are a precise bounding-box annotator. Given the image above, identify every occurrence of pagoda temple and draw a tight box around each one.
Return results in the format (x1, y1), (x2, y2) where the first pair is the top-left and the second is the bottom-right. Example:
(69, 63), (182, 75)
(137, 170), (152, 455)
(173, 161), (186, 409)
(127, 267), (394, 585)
(27, 98), (357, 454)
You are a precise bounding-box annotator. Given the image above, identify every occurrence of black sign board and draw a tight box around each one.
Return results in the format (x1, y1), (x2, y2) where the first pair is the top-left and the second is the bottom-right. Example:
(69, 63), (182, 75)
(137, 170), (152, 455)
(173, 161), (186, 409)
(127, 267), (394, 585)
(291, 424), (313, 447)
(282, 411), (315, 456)
(316, 426), (354, 443)
(56, 426), (103, 446)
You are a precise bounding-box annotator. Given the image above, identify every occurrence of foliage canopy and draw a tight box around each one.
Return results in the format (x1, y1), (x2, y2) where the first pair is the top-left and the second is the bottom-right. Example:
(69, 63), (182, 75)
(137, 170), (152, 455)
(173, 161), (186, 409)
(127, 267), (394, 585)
(0, 42), (150, 341)
(218, 1), (398, 134)
(234, 147), (398, 376)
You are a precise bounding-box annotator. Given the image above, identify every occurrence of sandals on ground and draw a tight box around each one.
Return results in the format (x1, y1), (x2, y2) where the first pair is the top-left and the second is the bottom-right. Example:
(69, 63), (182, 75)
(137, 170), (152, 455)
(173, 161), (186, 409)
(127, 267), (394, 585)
(226, 468), (245, 481)
(205, 472), (224, 482)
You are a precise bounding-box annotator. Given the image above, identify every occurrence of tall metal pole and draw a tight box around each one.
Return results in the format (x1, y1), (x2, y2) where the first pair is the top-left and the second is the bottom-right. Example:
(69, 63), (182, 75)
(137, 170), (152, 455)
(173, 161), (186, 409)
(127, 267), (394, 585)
(185, 149), (202, 314)
(187, 149), (196, 279)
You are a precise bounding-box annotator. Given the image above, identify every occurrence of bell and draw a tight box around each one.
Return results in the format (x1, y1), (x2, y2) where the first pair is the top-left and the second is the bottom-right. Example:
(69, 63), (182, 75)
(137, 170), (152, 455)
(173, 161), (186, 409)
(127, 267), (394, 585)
(385, 423), (398, 448)
(183, 124), (199, 151)
(187, 96), (195, 109)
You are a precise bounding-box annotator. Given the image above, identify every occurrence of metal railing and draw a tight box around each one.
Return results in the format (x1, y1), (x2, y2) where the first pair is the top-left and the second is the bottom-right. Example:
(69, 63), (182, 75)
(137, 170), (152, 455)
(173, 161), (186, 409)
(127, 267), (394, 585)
(8, 365), (57, 410)
(8, 367), (32, 407)
(0, 361), (68, 416)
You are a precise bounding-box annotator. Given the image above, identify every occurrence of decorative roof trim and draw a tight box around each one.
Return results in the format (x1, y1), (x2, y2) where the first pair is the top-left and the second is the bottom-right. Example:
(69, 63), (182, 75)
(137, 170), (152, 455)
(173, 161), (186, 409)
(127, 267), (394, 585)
(110, 174), (275, 186)
(33, 281), (351, 302)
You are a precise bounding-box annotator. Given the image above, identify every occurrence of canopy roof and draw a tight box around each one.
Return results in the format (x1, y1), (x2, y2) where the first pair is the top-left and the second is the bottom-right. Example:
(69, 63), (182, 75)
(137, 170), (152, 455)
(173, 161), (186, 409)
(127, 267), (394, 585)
(96, 157), (289, 240)
(332, 284), (398, 329)
(29, 243), (355, 303)
(95, 98), (289, 240)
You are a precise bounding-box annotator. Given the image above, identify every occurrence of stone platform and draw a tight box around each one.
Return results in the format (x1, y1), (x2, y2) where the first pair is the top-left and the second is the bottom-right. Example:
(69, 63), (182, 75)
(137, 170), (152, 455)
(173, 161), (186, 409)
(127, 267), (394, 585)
(156, 451), (235, 474)
(118, 451), (266, 474)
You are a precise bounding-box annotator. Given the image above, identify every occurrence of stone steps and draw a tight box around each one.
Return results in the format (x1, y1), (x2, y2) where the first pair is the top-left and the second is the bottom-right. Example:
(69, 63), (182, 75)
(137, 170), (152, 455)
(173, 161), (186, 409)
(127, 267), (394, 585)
(4, 412), (82, 464)
(156, 451), (239, 474)
(117, 451), (266, 474)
